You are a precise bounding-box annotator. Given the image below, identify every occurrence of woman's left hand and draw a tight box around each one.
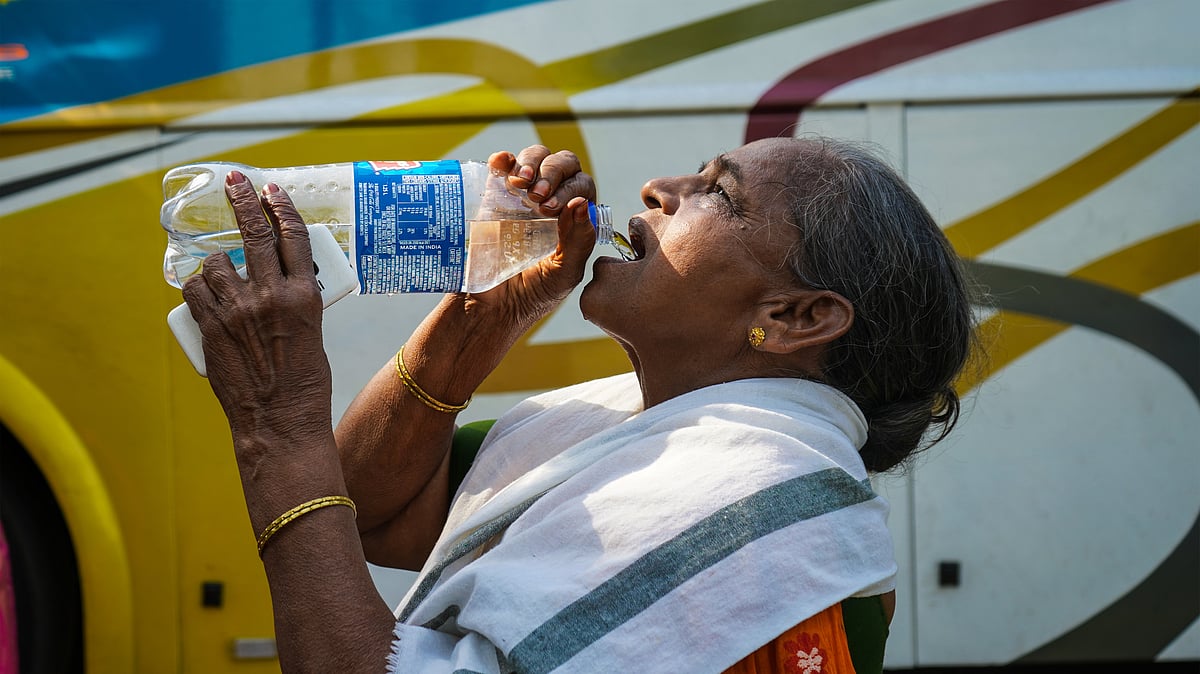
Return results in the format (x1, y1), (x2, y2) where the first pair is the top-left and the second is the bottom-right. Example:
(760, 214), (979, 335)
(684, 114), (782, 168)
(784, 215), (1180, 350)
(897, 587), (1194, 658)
(181, 172), (334, 455)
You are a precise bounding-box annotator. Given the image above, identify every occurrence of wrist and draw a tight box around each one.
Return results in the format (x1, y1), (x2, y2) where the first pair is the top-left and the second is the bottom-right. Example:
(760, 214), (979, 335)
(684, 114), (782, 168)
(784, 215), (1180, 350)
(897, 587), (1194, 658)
(232, 429), (346, 527)
(256, 495), (357, 557)
(402, 295), (533, 402)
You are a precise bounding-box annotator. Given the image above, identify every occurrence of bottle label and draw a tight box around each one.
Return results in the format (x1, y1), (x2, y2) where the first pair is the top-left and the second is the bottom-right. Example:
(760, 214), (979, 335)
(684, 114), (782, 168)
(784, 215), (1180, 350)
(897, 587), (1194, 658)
(352, 160), (466, 293)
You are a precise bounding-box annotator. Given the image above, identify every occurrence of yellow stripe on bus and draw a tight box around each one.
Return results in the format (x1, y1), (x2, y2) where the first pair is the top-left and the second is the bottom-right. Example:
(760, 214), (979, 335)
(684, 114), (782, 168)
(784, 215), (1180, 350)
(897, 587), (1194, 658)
(944, 96), (1200, 257)
(0, 0), (873, 156)
(544, 0), (878, 95)
(0, 354), (135, 673)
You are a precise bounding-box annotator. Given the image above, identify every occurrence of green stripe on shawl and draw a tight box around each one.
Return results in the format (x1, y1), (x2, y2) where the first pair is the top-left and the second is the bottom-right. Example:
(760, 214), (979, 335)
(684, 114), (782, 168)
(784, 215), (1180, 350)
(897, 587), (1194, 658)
(506, 467), (877, 673)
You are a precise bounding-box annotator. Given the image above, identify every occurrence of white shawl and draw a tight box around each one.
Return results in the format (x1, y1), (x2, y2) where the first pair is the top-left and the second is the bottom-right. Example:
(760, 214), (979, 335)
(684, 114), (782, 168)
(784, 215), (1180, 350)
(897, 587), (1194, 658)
(386, 373), (895, 673)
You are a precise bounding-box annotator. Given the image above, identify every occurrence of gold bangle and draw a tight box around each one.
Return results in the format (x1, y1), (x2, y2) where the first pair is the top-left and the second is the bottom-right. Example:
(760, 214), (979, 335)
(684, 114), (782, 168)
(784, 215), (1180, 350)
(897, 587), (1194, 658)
(394, 345), (470, 413)
(257, 495), (357, 557)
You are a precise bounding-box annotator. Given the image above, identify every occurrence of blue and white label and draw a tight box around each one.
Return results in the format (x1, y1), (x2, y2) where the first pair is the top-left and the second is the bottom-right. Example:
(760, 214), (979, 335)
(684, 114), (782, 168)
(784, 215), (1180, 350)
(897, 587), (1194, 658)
(352, 160), (466, 293)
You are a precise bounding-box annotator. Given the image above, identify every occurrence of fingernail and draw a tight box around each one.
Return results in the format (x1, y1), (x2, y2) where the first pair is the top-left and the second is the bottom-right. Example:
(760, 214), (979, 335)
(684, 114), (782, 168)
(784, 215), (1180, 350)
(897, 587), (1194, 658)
(531, 179), (550, 199)
(263, 182), (280, 195)
(518, 166), (535, 181)
(543, 197), (558, 210)
(226, 170), (245, 185)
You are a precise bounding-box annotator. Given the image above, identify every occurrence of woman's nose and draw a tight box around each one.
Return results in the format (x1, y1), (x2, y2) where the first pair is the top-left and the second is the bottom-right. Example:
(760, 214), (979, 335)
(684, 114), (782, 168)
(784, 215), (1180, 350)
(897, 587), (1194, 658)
(641, 176), (682, 214)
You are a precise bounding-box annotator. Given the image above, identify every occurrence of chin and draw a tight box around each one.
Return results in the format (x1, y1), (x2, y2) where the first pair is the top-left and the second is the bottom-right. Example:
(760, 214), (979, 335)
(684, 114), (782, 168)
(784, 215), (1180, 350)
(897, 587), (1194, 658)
(584, 255), (642, 327)
(579, 274), (622, 331)
(579, 277), (604, 324)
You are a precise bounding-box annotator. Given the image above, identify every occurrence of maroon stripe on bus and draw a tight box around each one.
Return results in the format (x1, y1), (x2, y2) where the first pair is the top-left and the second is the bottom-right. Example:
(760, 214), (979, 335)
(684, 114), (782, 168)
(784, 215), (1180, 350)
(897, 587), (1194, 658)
(744, 0), (1116, 141)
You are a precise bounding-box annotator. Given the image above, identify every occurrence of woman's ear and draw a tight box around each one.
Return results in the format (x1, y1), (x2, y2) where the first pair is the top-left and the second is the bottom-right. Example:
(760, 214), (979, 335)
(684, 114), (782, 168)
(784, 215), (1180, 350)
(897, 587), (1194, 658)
(752, 289), (853, 355)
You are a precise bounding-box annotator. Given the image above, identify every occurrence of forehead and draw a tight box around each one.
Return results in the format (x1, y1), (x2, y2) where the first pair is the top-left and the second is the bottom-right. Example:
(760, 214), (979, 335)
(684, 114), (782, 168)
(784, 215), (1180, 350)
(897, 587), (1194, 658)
(699, 141), (810, 200)
(723, 138), (808, 180)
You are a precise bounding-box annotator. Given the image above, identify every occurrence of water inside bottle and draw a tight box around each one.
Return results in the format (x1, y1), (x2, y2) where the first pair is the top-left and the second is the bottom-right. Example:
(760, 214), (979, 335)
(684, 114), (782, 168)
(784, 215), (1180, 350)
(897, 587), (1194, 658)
(464, 218), (557, 292)
(462, 219), (637, 292)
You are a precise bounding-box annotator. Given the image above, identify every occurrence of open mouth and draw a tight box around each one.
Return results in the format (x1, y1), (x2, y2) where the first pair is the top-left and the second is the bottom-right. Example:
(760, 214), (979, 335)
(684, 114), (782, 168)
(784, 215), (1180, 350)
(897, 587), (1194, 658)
(615, 218), (647, 261)
(611, 231), (637, 261)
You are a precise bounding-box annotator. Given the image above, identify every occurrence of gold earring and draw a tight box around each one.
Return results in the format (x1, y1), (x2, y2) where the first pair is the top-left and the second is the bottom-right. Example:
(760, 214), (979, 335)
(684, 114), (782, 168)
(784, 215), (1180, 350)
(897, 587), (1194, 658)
(748, 327), (765, 348)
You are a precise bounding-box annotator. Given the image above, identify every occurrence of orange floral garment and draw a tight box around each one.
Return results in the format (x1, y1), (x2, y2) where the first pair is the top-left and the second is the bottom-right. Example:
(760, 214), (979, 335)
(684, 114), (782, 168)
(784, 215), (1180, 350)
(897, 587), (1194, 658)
(724, 602), (856, 674)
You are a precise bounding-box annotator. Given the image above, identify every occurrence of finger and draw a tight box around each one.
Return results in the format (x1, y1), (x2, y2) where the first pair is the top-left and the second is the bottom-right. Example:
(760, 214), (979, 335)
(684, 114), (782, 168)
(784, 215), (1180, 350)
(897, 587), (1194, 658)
(528, 150), (582, 205)
(180, 275), (229, 358)
(199, 251), (244, 300)
(554, 197), (597, 273)
(224, 170), (281, 282)
(512, 145), (552, 194)
(487, 151), (518, 179)
(260, 183), (315, 280)
(541, 172), (598, 214)
(181, 274), (219, 318)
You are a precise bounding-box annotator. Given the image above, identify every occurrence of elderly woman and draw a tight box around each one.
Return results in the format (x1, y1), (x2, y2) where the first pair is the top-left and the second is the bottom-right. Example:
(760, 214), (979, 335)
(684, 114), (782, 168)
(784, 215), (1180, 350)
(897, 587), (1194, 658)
(183, 137), (974, 673)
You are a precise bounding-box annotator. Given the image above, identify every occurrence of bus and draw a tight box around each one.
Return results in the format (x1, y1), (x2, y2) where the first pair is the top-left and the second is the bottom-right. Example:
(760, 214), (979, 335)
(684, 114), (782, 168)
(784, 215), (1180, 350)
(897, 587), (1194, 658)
(1, 0), (1196, 671)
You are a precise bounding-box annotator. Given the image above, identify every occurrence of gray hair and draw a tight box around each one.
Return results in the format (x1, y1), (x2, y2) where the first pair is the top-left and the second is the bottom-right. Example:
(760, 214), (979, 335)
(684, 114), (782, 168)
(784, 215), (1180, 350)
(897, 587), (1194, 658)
(785, 137), (977, 472)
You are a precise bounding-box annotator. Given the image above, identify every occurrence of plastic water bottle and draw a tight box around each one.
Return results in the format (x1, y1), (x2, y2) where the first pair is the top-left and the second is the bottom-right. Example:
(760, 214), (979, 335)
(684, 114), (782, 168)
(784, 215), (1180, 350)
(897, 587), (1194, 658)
(160, 160), (631, 294)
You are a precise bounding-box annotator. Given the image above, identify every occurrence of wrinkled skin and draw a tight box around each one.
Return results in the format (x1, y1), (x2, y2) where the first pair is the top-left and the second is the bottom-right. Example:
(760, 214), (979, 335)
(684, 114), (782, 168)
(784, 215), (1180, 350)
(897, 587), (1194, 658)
(182, 146), (597, 672)
(182, 139), (862, 670)
(583, 137), (854, 407)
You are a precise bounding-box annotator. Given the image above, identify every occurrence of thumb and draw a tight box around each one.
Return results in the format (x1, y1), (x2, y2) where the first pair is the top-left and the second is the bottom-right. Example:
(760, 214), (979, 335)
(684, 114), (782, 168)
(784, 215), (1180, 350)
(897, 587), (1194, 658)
(553, 197), (597, 275)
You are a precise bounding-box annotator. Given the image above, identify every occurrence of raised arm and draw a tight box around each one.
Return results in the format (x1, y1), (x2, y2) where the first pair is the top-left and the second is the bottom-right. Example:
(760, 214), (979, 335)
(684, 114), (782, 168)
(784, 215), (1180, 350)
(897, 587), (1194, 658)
(182, 170), (396, 671)
(181, 146), (596, 671)
(336, 146), (597, 569)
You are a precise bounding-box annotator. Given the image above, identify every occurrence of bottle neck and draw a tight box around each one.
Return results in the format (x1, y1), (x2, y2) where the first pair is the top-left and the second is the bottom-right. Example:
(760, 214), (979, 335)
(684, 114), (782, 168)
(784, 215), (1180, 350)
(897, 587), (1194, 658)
(588, 203), (614, 244)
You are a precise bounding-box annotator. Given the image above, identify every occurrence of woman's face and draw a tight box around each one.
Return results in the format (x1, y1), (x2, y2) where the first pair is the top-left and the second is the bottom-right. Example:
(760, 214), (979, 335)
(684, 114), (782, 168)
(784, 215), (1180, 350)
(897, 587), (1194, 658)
(581, 138), (808, 396)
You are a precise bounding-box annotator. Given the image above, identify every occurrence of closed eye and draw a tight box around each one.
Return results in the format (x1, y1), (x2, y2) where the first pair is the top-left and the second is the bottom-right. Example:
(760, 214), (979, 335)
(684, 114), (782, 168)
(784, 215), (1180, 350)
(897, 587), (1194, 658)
(698, 156), (743, 214)
(705, 181), (734, 214)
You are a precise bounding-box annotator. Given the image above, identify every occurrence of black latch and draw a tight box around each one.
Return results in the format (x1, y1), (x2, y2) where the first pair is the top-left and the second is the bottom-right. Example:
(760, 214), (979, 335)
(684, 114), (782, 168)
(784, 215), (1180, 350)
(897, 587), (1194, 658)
(202, 581), (224, 608)
(938, 561), (961, 588)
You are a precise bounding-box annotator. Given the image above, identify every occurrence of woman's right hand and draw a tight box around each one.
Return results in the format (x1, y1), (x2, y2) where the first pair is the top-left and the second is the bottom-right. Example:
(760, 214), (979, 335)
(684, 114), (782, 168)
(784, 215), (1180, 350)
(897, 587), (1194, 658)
(471, 145), (599, 329)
